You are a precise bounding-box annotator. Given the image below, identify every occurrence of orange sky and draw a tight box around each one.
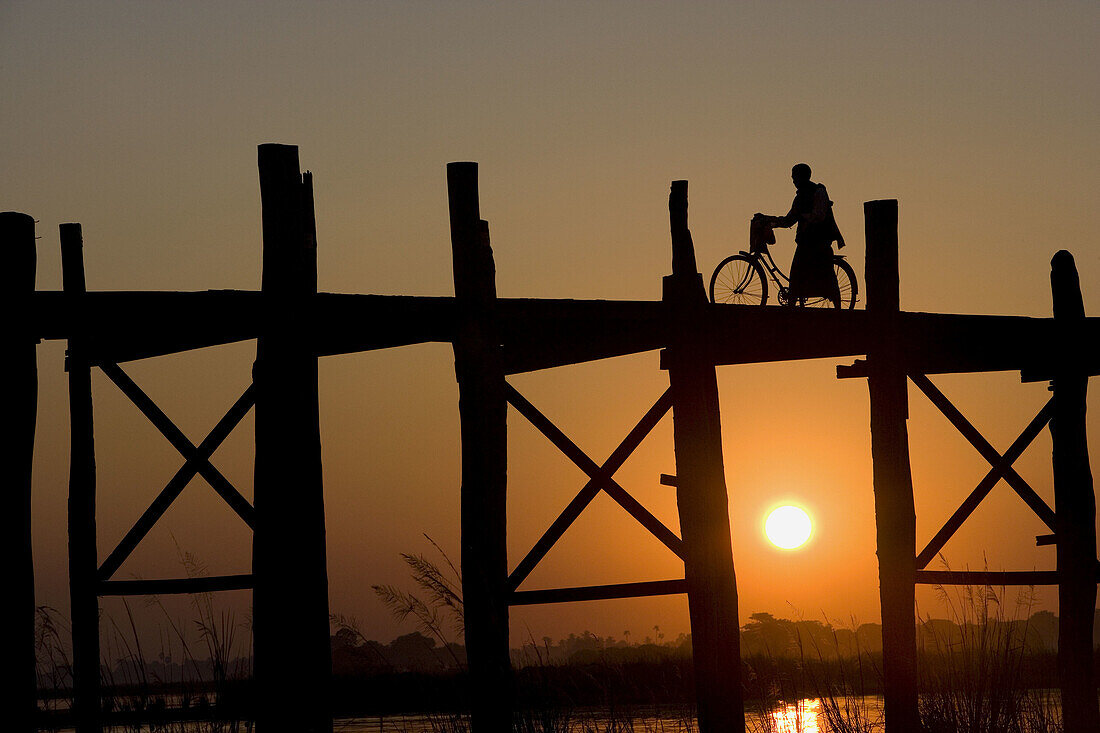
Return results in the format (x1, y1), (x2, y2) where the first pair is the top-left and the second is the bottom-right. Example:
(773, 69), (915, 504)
(3, 1), (1099, 647)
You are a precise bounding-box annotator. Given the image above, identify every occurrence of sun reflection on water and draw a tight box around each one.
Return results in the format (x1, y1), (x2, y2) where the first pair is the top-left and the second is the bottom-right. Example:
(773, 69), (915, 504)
(769, 698), (822, 733)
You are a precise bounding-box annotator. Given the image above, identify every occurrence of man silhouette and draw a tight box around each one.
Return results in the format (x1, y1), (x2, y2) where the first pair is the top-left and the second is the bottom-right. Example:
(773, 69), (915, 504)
(759, 163), (844, 308)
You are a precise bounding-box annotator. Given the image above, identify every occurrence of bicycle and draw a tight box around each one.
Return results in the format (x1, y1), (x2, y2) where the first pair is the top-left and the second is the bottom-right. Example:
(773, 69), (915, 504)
(708, 237), (858, 308)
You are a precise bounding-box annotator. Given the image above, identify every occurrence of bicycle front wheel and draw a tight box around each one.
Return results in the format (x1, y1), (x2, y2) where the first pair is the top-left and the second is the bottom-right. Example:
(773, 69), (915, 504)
(709, 254), (768, 305)
(803, 258), (858, 309)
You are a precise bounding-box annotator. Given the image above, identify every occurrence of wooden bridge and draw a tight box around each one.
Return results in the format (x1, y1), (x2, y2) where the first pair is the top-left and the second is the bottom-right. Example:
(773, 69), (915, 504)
(4, 143), (1097, 732)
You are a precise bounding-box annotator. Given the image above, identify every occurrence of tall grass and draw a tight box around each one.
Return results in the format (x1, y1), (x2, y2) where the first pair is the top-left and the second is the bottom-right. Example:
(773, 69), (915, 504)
(793, 617), (882, 733)
(35, 605), (75, 716)
(34, 545), (253, 732)
(917, 573), (1061, 733)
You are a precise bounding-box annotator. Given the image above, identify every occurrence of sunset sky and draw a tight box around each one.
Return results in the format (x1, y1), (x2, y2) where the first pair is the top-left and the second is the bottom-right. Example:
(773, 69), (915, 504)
(3, 1), (1099, 648)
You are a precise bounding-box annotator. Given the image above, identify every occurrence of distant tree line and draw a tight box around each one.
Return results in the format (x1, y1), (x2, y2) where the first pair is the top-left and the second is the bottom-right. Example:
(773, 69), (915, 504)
(328, 608), (1100, 675)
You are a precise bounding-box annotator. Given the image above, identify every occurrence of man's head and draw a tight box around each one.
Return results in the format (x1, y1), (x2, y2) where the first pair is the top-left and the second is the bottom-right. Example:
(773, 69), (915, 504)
(791, 163), (812, 189)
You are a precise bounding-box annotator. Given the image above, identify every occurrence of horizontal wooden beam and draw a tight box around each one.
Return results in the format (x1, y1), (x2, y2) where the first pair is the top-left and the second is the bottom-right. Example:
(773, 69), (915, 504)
(30, 292), (456, 362)
(98, 574), (253, 595)
(915, 570), (1059, 586)
(27, 291), (1100, 375)
(509, 578), (687, 606)
(497, 299), (667, 373)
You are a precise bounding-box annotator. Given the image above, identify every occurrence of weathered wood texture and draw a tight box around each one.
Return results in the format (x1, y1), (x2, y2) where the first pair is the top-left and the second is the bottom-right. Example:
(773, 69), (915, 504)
(1049, 250), (1099, 730)
(61, 223), (101, 733)
(864, 200), (919, 732)
(0, 212), (38, 733)
(448, 162), (512, 733)
(663, 181), (744, 733)
(252, 144), (332, 733)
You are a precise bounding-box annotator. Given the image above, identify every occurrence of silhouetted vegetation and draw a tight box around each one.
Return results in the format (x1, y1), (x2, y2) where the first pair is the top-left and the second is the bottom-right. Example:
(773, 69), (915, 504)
(33, 542), (1096, 731)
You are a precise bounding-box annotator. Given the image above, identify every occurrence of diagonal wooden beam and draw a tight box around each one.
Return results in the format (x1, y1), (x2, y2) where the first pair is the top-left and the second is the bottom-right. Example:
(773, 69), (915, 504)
(504, 385), (680, 590)
(910, 374), (1056, 532)
(97, 384), (256, 581)
(915, 390), (1055, 569)
(99, 361), (256, 526)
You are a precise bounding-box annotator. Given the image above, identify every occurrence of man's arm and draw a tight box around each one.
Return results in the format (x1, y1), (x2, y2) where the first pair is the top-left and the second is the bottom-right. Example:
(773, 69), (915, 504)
(771, 202), (797, 228)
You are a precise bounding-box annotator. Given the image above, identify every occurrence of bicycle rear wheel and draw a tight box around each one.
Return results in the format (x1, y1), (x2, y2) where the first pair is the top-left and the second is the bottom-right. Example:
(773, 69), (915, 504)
(709, 254), (768, 305)
(803, 258), (858, 309)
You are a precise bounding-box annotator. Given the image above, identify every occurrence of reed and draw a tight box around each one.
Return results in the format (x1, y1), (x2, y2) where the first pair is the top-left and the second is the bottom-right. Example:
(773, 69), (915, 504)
(916, 571), (1062, 733)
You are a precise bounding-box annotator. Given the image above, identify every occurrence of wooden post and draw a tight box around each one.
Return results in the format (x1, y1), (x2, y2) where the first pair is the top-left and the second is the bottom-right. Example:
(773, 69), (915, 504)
(61, 223), (101, 733)
(1048, 250), (1099, 730)
(0, 212), (38, 732)
(448, 161), (512, 732)
(662, 181), (744, 733)
(253, 144), (332, 733)
(864, 200), (919, 732)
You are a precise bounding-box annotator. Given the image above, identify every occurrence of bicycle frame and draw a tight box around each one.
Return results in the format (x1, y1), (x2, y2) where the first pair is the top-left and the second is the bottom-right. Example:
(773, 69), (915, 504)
(740, 242), (848, 306)
(740, 244), (791, 298)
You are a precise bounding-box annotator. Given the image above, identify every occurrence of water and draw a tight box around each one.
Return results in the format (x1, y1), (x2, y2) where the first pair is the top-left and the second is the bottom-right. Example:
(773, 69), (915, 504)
(48, 690), (1072, 732)
(49, 698), (884, 732)
(331, 697), (888, 733)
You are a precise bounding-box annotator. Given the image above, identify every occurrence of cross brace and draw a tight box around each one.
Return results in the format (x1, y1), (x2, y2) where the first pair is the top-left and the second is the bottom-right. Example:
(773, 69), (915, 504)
(911, 374), (1055, 570)
(504, 384), (682, 595)
(96, 361), (256, 582)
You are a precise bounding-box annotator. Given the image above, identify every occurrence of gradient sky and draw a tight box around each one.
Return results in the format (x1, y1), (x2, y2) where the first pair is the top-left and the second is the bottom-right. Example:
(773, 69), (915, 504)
(3, 1), (1099, 649)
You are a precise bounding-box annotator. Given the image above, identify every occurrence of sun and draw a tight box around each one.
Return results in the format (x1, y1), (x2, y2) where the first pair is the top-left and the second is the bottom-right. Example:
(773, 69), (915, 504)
(764, 505), (813, 550)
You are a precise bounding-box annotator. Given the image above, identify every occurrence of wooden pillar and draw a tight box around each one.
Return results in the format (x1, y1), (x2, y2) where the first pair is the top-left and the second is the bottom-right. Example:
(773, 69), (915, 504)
(448, 161), (512, 732)
(662, 180), (744, 733)
(0, 212), (39, 732)
(61, 223), (101, 733)
(864, 200), (919, 732)
(253, 143), (332, 733)
(1048, 250), (1099, 730)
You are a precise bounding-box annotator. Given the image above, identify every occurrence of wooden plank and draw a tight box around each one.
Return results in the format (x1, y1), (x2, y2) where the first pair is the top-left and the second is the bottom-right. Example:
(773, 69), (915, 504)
(252, 144), (332, 733)
(449, 162), (512, 733)
(29, 291), (457, 361)
(1048, 250), (1099, 731)
(864, 200), (919, 733)
(25, 289), (1100, 376)
(915, 570), (1059, 586)
(505, 387), (678, 591)
(498, 298), (667, 374)
(663, 180), (744, 733)
(509, 579), (687, 606)
(99, 574), (253, 595)
(915, 397), (1055, 569)
(31, 290), (265, 358)
(61, 223), (101, 733)
(706, 306), (1100, 375)
(97, 384), (256, 581)
(0, 211), (38, 733)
